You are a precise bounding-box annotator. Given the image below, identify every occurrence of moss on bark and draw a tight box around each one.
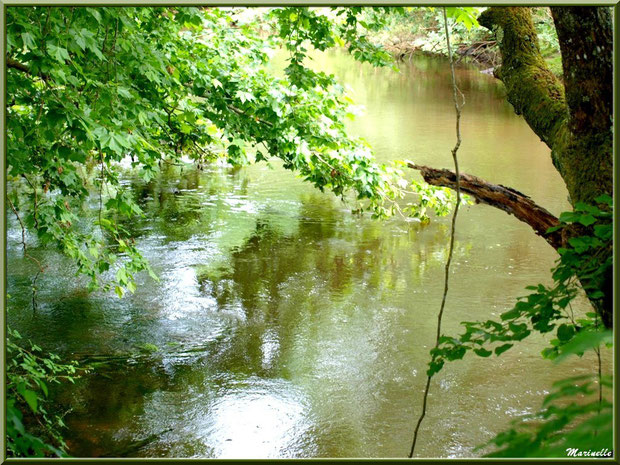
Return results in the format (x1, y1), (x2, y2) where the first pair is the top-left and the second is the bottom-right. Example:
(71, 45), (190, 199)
(479, 8), (569, 149)
(479, 7), (612, 206)
(479, 7), (613, 327)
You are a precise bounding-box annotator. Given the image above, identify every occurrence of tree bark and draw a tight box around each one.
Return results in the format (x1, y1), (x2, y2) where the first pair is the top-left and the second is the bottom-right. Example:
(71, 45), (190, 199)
(408, 163), (562, 249)
(478, 7), (613, 206)
(549, 7), (614, 205)
(462, 7), (613, 328)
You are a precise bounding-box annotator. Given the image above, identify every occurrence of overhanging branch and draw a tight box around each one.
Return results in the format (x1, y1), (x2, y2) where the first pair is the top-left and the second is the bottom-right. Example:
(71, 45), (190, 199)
(7, 58), (50, 82)
(408, 163), (562, 249)
(7, 58), (31, 74)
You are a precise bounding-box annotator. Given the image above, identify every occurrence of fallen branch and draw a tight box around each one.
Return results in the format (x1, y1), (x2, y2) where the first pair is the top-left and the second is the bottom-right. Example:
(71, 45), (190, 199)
(408, 163), (562, 249)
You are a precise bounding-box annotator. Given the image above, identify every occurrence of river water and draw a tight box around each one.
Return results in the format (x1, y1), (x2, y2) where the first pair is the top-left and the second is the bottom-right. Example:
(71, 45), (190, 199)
(7, 51), (609, 458)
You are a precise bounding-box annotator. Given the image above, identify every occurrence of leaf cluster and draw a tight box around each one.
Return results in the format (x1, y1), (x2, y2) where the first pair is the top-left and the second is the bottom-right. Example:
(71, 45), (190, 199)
(7, 7), (453, 294)
(428, 194), (612, 376)
(7, 325), (89, 457)
(482, 374), (613, 457)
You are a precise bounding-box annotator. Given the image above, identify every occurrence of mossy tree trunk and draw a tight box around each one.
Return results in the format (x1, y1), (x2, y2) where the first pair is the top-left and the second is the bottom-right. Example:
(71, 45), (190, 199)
(478, 7), (613, 206)
(475, 7), (613, 328)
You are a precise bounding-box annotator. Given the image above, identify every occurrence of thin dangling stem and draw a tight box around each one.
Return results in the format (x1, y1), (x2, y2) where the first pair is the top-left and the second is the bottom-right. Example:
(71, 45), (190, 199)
(409, 7), (463, 458)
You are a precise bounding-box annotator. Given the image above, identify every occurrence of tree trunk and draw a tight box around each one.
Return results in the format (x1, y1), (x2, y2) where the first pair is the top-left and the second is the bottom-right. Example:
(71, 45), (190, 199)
(473, 7), (613, 328)
(478, 6), (613, 206)
(549, 7), (614, 206)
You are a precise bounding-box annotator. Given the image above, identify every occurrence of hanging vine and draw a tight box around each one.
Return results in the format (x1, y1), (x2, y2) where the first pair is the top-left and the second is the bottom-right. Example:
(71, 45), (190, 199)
(409, 7), (464, 458)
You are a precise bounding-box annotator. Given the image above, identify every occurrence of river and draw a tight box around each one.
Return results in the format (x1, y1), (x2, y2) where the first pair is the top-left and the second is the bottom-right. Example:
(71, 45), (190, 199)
(6, 51), (610, 458)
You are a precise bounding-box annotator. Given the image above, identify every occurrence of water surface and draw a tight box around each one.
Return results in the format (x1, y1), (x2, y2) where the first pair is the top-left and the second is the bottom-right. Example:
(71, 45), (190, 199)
(7, 52), (608, 458)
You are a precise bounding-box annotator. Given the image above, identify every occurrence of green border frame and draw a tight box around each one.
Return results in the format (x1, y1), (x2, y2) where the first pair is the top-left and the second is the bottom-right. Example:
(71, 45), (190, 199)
(0, 1), (617, 463)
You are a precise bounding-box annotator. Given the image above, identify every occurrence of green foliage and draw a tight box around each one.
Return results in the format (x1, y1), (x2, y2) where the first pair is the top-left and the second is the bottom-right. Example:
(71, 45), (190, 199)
(531, 7), (560, 58)
(404, 179), (459, 221)
(269, 7), (401, 70)
(424, 196), (613, 457)
(482, 375), (613, 457)
(7, 6), (452, 294)
(444, 7), (481, 31)
(6, 325), (88, 457)
(428, 195), (612, 375)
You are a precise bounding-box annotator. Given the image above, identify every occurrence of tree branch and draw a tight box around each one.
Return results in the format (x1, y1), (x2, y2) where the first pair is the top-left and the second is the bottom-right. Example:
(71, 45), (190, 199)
(408, 163), (562, 249)
(7, 58), (31, 73)
(7, 58), (50, 81)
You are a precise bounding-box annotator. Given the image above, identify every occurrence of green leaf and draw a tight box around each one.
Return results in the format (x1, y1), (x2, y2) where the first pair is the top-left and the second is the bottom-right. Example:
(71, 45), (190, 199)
(577, 214), (596, 226)
(21, 32), (36, 49)
(22, 389), (38, 413)
(427, 359), (444, 376)
(555, 330), (612, 362)
(500, 308), (520, 321)
(594, 194), (612, 205)
(117, 87), (132, 99)
(474, 348), (493, 357)
(88, 246), (99, 258)
(115, 285), (125, 298)
(588, 290), (604, 299)
(47, 44), (71, 63)
(558, 211), (579, 223)
(556, 323), (575, 342)
(38, 380), (48, 397)
(494, 343), (513, 356)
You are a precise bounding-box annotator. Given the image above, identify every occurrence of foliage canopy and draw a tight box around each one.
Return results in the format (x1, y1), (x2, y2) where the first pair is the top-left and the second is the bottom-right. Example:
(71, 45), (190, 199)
(7, 6), (455, 296)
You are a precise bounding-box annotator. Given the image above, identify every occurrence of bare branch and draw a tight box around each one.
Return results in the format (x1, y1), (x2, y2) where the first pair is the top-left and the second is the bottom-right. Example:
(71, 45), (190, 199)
(409, 163), (562, 249)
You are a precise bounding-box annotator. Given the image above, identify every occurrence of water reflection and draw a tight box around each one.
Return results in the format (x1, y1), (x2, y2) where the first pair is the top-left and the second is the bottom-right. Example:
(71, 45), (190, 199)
(6, 51), (607, 458)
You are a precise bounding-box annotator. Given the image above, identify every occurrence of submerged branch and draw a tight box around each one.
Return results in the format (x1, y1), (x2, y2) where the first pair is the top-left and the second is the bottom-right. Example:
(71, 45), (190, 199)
(8, 196), (46, 311)
(408, 163), (562, 249)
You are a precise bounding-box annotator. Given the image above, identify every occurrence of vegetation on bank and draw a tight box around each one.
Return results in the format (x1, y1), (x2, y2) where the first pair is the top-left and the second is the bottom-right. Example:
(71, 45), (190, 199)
(7, 301), (89, 456)
(5, 6), (613, 458)
(370, 7), (562, 76)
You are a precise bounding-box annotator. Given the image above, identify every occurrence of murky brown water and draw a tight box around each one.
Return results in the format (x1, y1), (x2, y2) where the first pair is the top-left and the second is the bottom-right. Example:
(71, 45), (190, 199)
(7, 51), (609, 458)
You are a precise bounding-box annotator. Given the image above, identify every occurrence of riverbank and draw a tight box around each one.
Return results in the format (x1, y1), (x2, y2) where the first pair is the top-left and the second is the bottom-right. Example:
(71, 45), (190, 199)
(373, 12), (562, 77)
(383, 35), (499, 70)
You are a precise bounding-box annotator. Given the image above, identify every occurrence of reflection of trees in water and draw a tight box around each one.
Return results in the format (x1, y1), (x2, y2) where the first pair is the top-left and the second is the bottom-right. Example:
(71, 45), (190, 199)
(120, 165), (251, 241)
(322, 50), (509, 113)
(14, 163), (474, 457)
(190, 199), (474, 456)
(193, 196), (473, 378)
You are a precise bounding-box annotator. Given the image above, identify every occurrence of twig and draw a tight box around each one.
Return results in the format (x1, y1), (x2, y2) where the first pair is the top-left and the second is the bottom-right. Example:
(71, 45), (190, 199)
(8, 196), (46, 312)
(22, 174), (40, 229)
(227, 104), (274, 127)
(593, 312), (603, 433)
(409, 8), (463, 457)
(8, 196), (27, 252)
(6, 58), (31, 74)
(32, 269), (42, 313)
